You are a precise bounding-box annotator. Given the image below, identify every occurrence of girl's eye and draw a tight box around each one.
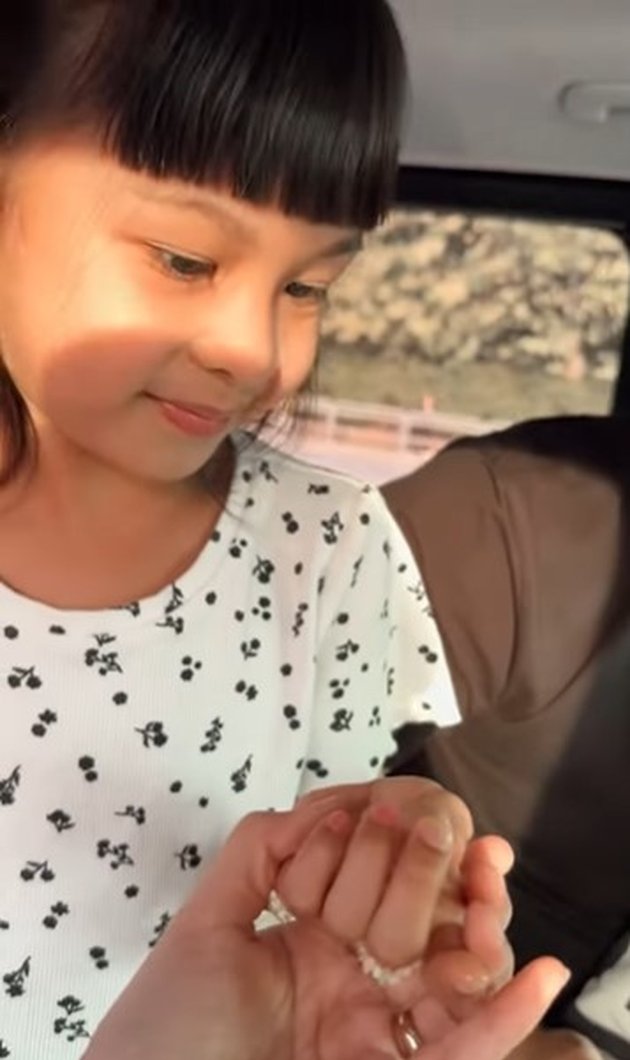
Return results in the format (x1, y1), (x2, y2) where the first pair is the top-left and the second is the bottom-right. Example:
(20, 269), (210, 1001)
(285, 280), (328, 305)
(153, 248), (216, 282)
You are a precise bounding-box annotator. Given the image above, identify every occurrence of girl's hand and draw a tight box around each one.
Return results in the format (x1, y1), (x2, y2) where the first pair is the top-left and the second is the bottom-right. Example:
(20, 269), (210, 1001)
(295, 777), (514, 1008)
(86, 798), (569, 1060)
(275, 798), (513, 1044)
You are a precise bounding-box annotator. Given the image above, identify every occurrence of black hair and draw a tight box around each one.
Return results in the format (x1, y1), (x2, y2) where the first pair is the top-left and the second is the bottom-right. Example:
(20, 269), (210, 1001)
(0, 0), (407, 483)
(4, 0), (406, 227)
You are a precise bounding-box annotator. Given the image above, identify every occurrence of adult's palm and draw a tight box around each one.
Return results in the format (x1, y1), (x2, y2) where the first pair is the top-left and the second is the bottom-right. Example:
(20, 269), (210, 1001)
(86, 807), (567, 1060)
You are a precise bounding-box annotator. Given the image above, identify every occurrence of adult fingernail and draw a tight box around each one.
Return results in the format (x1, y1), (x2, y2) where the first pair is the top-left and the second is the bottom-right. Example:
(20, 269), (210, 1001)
(415, 815), (454, 854)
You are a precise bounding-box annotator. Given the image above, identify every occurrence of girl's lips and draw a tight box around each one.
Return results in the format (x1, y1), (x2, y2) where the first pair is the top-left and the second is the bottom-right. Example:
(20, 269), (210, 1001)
(149, 395), (231, 438)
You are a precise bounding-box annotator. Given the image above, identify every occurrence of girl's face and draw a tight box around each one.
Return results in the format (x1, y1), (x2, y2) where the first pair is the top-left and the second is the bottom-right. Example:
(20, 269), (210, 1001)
(0, 138), (358, 484)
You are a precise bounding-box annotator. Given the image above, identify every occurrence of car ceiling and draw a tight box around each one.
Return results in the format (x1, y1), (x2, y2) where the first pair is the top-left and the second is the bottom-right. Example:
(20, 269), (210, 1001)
(391, 0), (630, 183)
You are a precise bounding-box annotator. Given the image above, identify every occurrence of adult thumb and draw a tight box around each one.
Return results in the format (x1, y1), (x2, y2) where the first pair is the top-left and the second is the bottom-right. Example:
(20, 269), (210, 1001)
(353, 959), (569, 1060)
(435, 957), (571, 1060)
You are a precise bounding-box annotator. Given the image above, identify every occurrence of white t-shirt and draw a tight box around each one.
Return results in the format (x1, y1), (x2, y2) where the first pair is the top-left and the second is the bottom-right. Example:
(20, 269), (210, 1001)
(0, 437), (458, 1058)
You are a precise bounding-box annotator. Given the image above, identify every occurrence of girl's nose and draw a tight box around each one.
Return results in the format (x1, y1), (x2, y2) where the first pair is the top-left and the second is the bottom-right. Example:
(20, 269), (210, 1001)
(189, 286), (277, 391)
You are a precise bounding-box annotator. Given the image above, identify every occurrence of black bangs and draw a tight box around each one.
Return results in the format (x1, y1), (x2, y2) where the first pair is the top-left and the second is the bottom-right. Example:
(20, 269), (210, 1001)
(18, 0), (407, 229)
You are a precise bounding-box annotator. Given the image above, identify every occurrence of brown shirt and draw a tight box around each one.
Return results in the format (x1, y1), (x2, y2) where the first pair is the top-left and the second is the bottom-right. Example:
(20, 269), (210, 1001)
(383, 416), (630, 1030)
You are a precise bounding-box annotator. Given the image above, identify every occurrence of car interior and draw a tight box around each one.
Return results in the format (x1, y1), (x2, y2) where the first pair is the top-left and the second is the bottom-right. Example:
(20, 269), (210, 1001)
(395, 0), (630, 411)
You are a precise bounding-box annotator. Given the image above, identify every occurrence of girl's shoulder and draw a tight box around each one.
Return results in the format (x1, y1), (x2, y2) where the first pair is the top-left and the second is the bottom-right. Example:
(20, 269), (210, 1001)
(233, 434), (394, 528)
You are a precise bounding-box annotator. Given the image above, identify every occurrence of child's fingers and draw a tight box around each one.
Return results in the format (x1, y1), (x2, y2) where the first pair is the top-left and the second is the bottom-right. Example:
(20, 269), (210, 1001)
(464, 900), (514, 988)
(181, 798), (350, 930)
(462, 843), (513, 929)
(424, 948), (494, 1008)
(371, 778), (473, 869)
(321, 804), (406, 943)
(464, 835), (514, 877)
(381, 834), (511, 980)
(362, 814), (455, 969)
(423, 946), (513, 1025)
(275, 809), (354, 918)
(301, 778), (473, 867)
(297, 782), (374, 813)
(421, 901), (513, 1018)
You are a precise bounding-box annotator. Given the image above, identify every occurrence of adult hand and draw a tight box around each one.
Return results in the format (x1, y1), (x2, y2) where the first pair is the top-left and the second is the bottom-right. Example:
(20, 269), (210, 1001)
(86, 796), (568, 1060)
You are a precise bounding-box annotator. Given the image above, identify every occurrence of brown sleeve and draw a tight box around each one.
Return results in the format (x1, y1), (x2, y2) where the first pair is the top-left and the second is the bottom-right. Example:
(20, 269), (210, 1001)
(383, 446), (517, 719)
(384, 436), (625, 850)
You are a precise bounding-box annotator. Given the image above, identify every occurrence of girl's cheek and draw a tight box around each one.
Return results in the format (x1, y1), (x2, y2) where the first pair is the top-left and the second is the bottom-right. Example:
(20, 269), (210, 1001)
(280, 326), (320, 396)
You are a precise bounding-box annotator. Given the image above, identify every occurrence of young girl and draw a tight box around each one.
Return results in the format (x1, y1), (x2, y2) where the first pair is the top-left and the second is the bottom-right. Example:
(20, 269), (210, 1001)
(0, 1), (461, 1053)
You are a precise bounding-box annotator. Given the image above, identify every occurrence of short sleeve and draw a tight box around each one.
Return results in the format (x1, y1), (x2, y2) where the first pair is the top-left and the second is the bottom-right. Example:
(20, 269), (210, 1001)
(297, 486), (460, 796)
(383, 446), (517, 718)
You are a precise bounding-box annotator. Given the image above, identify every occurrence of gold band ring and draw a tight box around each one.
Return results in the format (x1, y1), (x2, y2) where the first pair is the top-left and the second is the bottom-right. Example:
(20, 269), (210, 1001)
(392, 1010), (425, 1057)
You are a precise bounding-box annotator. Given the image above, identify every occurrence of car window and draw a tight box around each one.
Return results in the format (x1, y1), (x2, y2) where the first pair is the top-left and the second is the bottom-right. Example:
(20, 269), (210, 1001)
(287, 209), (629, 481)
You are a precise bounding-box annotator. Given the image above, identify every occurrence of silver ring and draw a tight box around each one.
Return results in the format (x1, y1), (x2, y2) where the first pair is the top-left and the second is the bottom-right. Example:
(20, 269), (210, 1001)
(267, 889), (296, 925)
(355, 941), (422, 989)
(392, 1011), (424, 1057)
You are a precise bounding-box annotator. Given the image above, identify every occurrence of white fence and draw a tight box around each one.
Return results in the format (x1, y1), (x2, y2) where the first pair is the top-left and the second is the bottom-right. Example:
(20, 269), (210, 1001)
(264, 398), (507, 484)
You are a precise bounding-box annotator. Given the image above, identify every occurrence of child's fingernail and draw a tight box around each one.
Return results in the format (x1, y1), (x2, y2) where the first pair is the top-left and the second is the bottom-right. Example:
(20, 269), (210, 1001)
(324, 809), (353, 836)
(414, 815), (454, 853)
(369, 803), (400, 829)
(455, 969), (491, 996)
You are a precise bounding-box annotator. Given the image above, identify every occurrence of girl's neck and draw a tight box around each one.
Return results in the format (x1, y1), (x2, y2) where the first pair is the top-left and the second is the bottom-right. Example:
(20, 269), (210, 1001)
(4, 431), (232, 528)
(0, 439), (235, 610)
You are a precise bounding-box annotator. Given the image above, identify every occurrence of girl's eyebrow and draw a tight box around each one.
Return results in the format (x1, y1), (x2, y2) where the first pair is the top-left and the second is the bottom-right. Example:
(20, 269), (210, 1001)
(132, 184), (362, 260)
(131, 185), (255, 242)
(317, 234), (363, 260)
